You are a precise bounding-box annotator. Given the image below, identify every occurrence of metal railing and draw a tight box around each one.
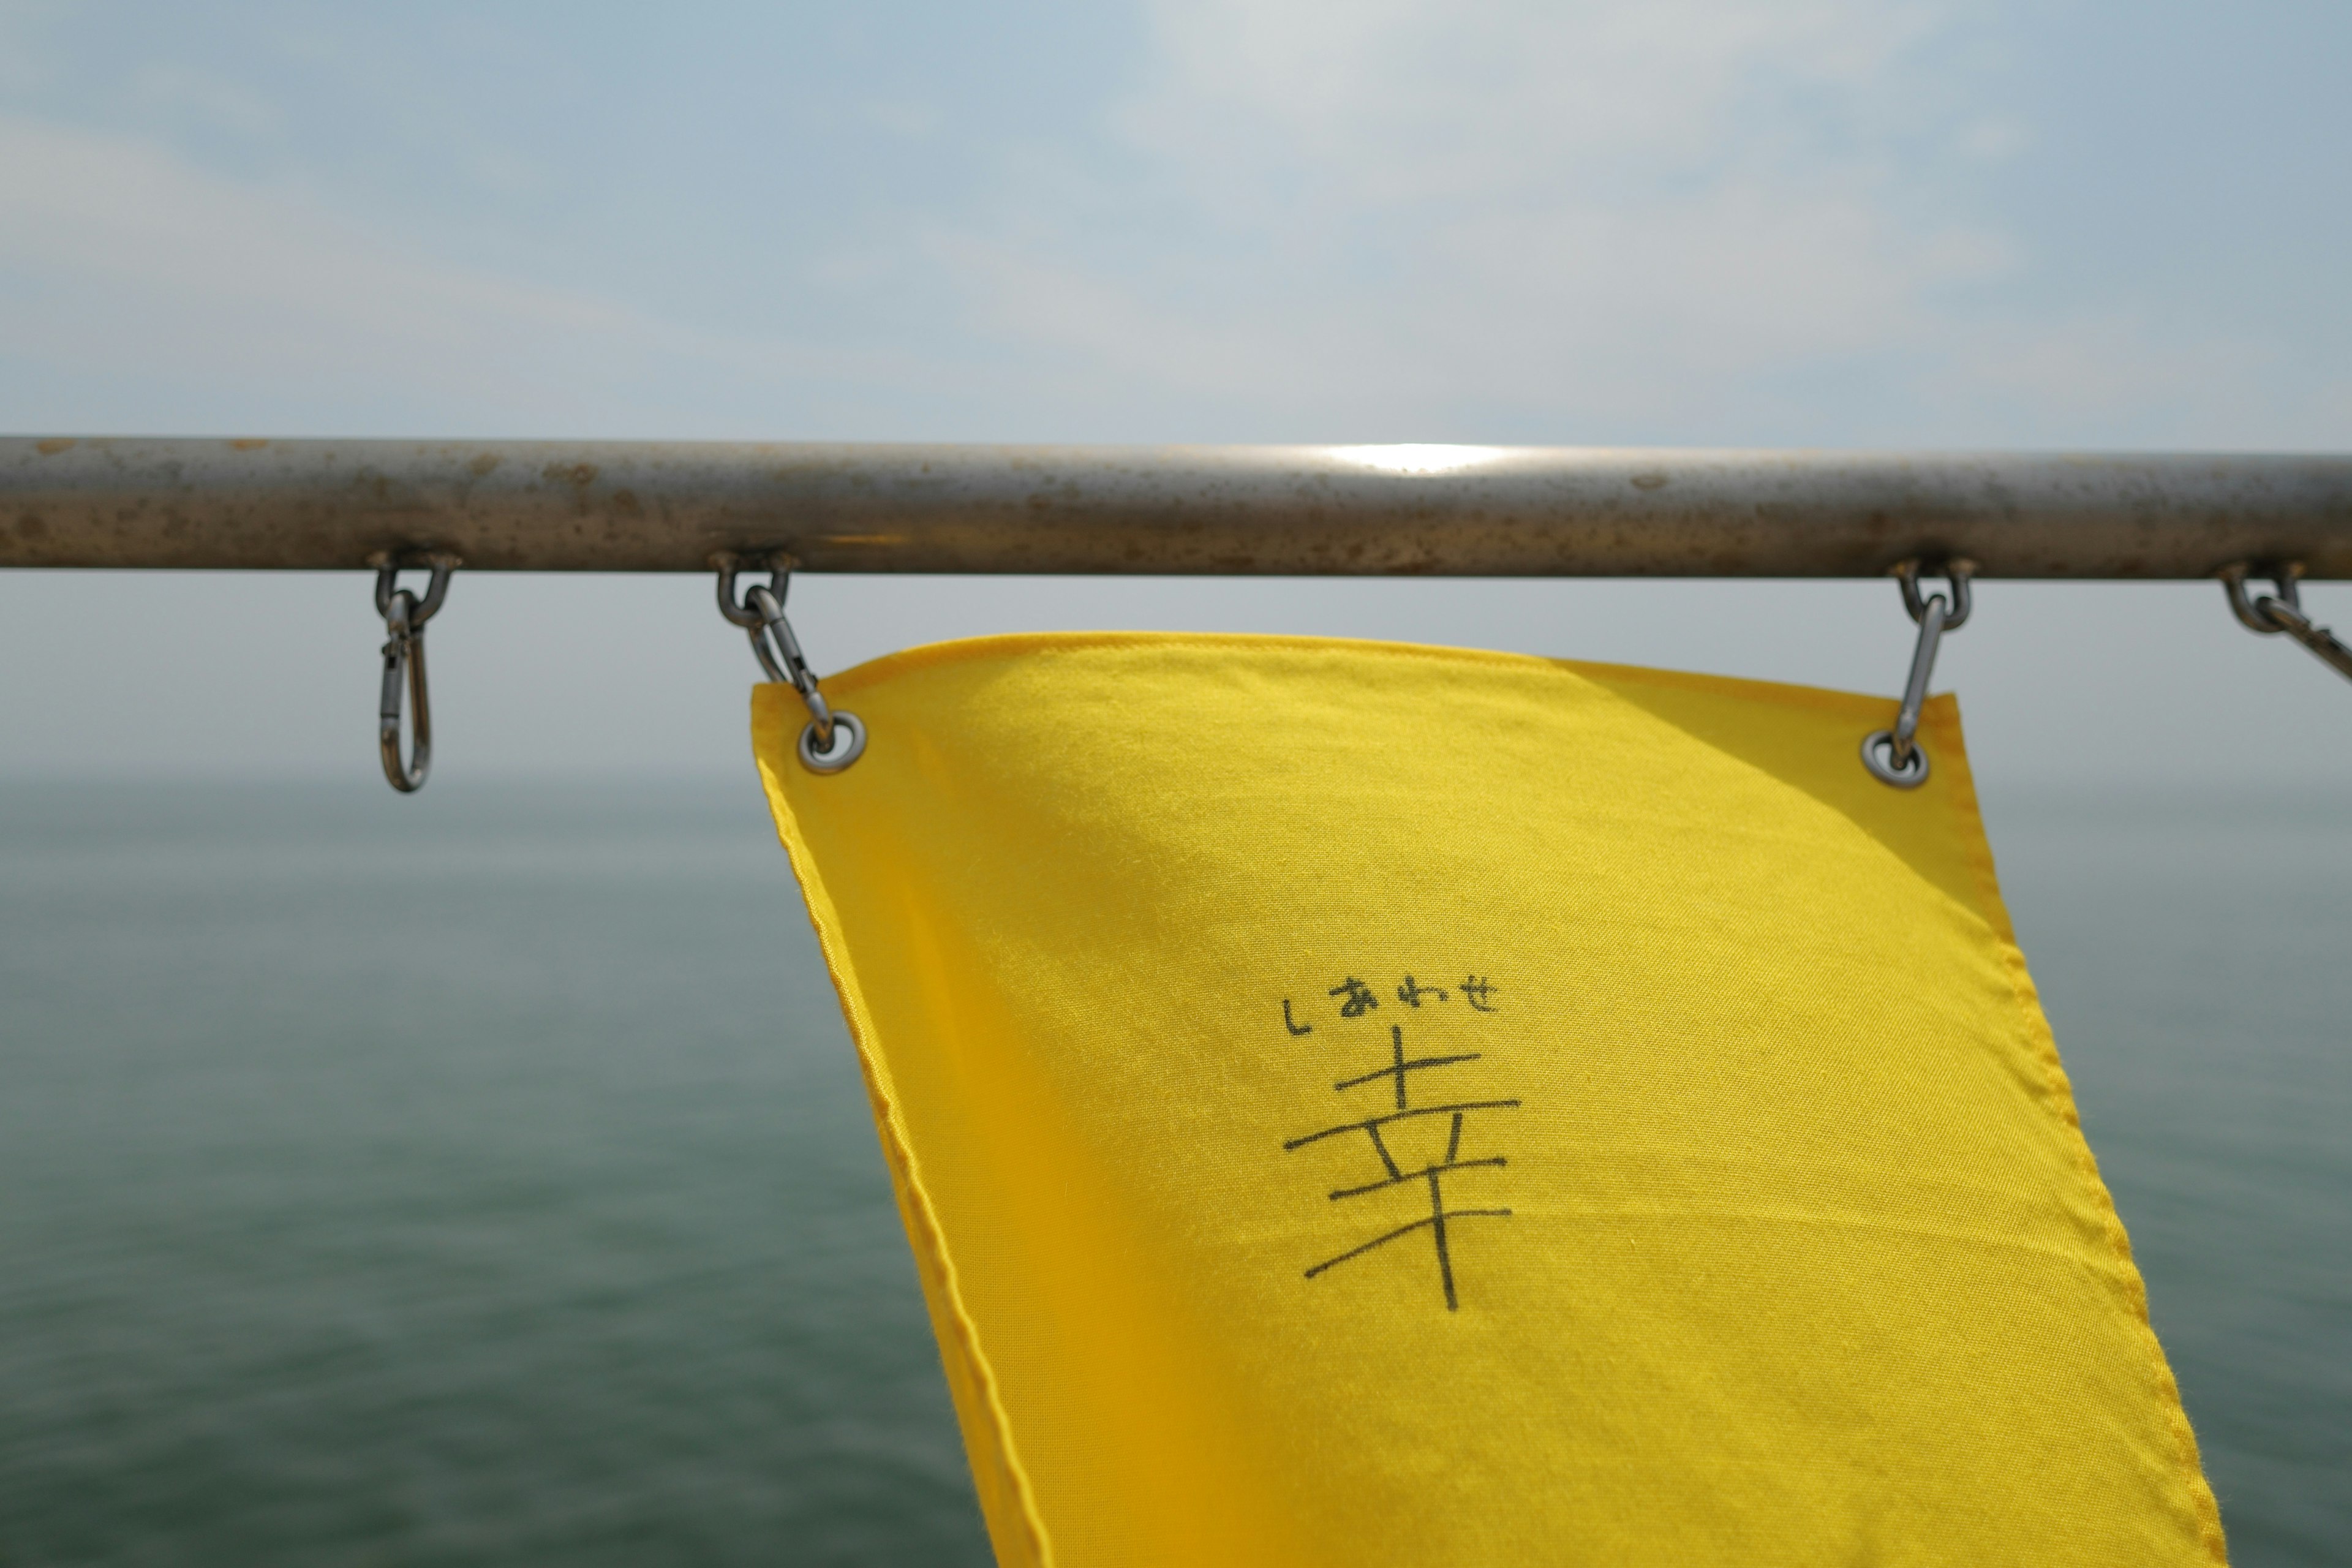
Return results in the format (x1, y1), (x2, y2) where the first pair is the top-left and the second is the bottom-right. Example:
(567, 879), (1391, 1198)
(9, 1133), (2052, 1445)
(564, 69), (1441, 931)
(9, 435), (2348, 788)
(6, 437), (2349, 578)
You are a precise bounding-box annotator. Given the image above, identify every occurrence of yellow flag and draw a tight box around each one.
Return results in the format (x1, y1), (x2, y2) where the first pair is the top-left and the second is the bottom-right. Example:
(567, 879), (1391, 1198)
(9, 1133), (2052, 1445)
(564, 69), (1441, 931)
(753, 633), (2225, 1568)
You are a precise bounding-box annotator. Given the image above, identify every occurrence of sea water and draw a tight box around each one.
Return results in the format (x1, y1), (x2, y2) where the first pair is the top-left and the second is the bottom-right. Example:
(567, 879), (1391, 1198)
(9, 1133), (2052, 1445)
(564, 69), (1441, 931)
(0, 780), (2343, 1565)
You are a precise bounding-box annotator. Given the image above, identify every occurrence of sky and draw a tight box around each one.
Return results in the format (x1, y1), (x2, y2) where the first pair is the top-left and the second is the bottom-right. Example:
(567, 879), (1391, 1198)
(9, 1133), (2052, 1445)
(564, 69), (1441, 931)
(1, 1), (2349, 789)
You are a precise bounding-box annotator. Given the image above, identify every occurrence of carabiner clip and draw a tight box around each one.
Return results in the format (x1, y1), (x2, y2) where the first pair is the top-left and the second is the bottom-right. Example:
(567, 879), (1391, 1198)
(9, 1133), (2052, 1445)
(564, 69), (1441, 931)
(2220, 562), (2352, 685)
(715, 554), (864, 774)
(372, 552), (458, 793)
(1861, 557), (1972, 788)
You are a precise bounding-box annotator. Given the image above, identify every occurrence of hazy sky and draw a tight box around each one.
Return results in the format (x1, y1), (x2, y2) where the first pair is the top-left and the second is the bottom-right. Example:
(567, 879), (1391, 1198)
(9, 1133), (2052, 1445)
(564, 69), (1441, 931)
(2, 2), (2348, 789)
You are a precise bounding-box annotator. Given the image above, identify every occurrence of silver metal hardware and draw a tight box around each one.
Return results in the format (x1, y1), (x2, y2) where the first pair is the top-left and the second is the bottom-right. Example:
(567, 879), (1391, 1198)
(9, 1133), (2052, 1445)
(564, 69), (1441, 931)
(371, 552), (458, 793)
(715, 554), (864, 774)
(1861, 558), (1972, 789)
(2220, 562), (2352, 684)
(797, 712), (866, 775)
(1860, 729), (1928, 787)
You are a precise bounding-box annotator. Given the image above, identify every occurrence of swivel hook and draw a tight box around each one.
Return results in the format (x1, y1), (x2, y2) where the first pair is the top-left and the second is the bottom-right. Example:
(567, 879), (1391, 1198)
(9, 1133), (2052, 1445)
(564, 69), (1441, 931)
(1861, 557), (1972, 788)
(2220, 562), (2352, 685)
(715, 554), (864, 774)
(371, 552), (459, 793)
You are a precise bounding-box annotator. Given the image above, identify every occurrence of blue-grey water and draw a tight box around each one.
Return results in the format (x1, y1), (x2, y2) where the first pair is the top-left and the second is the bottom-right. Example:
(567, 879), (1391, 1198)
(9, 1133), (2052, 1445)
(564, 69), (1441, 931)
(0, 780), (2344, 1565)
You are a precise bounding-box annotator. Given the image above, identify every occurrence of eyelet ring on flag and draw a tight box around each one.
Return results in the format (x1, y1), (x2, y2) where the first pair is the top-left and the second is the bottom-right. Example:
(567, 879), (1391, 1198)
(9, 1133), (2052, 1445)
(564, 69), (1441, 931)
(1864, 557), (1970, 789)
(1860, 728), (1929, 788)
(714, 552), (865, 774)
(799, 710), (865, 773)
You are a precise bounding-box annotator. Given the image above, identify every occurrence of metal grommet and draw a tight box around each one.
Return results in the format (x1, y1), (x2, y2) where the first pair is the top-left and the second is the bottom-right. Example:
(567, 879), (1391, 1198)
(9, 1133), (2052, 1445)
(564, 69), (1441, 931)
(799, 711), (865, 774)
(1860, 729), (1929, 789)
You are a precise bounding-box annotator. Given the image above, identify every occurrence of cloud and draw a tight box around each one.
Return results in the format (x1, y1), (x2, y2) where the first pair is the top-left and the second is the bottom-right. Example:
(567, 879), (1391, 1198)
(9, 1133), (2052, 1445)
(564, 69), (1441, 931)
(1936, 315), (2280, 440)
(0, 115), (683, 418)
(912, 1), (1984, 432)
(0, 107), (1056, 440)
(125, 62), (279, 137)
(2, 4), (2339, 447)
(1121, 0), (1943, 207)
(0, 111), (916, 436)
(933, 0), (2331, 444)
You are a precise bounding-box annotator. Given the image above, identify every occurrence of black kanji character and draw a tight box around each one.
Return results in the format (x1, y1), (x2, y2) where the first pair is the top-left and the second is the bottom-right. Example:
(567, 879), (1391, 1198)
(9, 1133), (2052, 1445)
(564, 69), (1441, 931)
(1281, 998), (1313, 1037)
(1329, 976), (1379, 1017)
(1461, 974), (1498, 1012)
(1284, 1103), (1520, 1311)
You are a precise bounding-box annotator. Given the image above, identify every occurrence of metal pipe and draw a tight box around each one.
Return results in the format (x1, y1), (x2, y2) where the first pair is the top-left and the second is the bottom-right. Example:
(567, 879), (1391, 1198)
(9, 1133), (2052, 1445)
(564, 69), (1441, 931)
(4, 437), (2349, 578)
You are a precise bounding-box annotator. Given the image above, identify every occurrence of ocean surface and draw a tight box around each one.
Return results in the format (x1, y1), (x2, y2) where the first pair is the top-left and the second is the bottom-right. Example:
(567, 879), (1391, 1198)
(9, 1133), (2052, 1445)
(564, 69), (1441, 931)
(1, 778), (2344, 1565)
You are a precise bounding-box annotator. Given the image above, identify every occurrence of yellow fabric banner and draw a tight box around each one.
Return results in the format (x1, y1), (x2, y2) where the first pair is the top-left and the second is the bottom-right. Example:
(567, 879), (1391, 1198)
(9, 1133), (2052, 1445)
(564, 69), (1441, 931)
(752, 633), (2225, 1568)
